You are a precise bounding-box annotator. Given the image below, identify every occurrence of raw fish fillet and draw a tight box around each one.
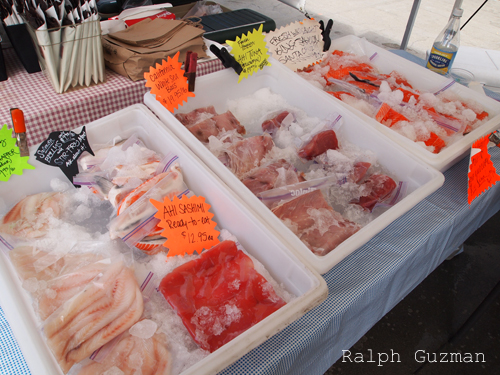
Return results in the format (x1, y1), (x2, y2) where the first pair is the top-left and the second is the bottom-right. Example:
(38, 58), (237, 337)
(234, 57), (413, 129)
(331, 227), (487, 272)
(9, 246), (102, 282)
(175, 106), (217, 126)
(261, 111), (290, 134)
(78, 139), (126, 172)
(37, 260), (110, 320)
(77, 331), (171, 375)
(350, 162), (371, 183)
(351, 174), (397, 212)
(184, 110), (245, 143)
(44, 261), (144, 373)
(109, 164), (185, 248)
(222, 134), (274, 177)
(240, 159), (304, 195)
(186, 118), (219, 143)
(272, 190), (360, 256)
(159, 240), (286, 352)
(0, 192), (64, 238)
(298, 130), (339, 160)
(212, 111), (246, 135)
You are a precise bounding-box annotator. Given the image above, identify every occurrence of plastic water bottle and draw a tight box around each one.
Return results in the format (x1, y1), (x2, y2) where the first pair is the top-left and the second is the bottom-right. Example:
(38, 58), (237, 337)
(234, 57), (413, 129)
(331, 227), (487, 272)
(426, 8), (463, 75)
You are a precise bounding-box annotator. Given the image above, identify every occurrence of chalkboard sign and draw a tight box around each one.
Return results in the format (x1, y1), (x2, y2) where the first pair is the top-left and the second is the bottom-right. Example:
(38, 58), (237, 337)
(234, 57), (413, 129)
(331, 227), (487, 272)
(35, 127), (94, 186)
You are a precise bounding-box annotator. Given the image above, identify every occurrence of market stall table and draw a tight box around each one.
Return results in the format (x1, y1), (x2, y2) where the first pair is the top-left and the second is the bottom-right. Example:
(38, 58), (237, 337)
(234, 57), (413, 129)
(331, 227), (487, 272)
(0, 47), (224, 146)
(1, 134), (499, 374)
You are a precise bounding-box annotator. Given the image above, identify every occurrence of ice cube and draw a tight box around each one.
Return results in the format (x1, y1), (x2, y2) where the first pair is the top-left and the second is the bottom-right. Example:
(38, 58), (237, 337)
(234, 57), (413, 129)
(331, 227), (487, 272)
(50, 178), (70, 192)
(129, 319), (158, 339)
(22, 277), (39, 293)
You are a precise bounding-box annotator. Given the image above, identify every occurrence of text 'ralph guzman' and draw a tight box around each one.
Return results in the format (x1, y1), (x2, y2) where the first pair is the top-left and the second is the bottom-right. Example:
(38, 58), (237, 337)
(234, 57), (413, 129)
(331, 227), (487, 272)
(342, 349), (486, 367)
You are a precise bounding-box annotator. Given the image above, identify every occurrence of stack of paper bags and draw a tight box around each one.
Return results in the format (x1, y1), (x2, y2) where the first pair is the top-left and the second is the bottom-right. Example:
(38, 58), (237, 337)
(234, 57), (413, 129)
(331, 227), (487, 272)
(102, 18), (207, 81)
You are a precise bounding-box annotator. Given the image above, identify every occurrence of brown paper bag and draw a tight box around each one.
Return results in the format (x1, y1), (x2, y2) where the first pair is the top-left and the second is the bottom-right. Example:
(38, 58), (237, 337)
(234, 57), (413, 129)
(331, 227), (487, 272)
(102, 36), (207, 81)
(101, 18), (207, 81)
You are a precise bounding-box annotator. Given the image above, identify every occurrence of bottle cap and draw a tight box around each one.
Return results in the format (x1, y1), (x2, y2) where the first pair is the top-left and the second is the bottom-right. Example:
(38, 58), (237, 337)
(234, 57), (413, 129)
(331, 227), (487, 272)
(10, 108), (26, 133)
(453, 8), (464, 17)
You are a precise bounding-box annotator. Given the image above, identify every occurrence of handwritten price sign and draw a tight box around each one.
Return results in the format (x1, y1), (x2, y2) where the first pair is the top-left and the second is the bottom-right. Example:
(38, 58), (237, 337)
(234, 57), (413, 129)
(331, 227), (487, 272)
(226, 24), (271, 83)
(150, 194), (220, 257)
(0, 124), (34, 182)
(468, 134), (500, 205)
(264, 19), (324, 71)
(145, 51), (195, 112)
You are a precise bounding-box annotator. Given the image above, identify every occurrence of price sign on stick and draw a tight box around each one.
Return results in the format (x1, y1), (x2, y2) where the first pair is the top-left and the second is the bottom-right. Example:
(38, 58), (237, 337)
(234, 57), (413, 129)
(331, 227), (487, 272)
(150, 195), (220, 257)
(226, 24), (271, 83)
(264, 19), (324, 71)
(0, 124), (34, 182)
(145, 51), (195, 112)
(468, 134), (500, 205)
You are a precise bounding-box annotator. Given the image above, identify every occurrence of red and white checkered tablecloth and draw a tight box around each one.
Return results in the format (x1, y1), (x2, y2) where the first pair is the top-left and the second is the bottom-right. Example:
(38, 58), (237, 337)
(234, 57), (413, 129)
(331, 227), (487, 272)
(0, 47), (225, 147)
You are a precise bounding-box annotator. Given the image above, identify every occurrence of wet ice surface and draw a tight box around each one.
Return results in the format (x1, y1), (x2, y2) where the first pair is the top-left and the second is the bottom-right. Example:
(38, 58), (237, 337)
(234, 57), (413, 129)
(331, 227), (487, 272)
(129, 319), (158, 339)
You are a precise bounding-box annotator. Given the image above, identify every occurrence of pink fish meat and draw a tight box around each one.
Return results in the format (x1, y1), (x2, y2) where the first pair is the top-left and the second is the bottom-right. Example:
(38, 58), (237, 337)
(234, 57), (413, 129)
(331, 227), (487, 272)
(212, 111), (246, 135)
(44, 261), (143, 373)
(175, 106), (217, 126)
(0, 192), (64, 238)
(272, 190), (360, 256)
(298, 130), (339, 160)
(351, 174), (397, 211)
(261, 111), (290, 134)
(240, 159), (304, 195)
(222, 133), (274, 177)
(350, 162), (371, 183)
(186, 118), (219, 143)
(77, 331), (171, 375)
(9, 246), (102, 282)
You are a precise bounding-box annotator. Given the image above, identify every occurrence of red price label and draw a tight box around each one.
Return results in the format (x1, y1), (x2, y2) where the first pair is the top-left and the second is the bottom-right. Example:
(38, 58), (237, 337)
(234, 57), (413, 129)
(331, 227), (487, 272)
(150, 195), (220, 257)
(468, 134), (500, 205)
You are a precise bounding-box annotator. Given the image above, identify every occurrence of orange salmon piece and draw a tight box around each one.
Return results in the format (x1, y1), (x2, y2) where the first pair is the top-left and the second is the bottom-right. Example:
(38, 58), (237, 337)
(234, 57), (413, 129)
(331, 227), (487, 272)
(327, 91), (355, 100)
(425, 132), (446, 153)
(326, 66), (352, 79)
(376, 103), (409, 127)
(397, 88), (420, 102)
(390, 71), (413, 88)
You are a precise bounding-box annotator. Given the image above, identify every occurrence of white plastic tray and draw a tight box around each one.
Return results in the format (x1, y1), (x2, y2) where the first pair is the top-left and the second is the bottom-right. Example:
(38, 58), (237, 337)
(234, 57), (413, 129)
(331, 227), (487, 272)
(144, 60), (445, 274)
(320, 35), (500, 172)
(0, 104), (328, 375)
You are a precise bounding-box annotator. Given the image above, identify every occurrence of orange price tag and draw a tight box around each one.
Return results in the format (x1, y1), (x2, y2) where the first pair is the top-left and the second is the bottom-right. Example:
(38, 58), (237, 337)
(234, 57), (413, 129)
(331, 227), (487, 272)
(150, 195), (220, 257)
(144, 51), (195, 112)
(467, 134), (500, 205)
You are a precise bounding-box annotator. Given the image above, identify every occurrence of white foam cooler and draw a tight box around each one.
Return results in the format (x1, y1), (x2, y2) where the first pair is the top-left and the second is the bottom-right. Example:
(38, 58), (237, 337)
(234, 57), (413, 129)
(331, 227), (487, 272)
(318, 35), (500, 172)
(0, 105), (328, 375)
(144, 59), (445, 274)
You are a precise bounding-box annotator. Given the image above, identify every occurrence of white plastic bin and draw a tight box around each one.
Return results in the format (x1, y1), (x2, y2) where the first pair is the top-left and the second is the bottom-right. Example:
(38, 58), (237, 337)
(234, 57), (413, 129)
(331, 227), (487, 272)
(0, 104), (327, 375)
(144, 60), (445, 274)
(313, 35), (500, 172)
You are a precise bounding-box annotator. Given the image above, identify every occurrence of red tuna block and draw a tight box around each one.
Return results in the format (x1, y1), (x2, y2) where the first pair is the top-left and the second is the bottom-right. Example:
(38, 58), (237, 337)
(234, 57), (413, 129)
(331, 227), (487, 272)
(159, 240), (286, 352)
(298, 130), (339, 160)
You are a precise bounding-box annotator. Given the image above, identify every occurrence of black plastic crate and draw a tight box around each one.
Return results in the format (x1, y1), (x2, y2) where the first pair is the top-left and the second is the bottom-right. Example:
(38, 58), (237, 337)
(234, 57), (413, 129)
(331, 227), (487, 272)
(201, 9), (276, 43)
